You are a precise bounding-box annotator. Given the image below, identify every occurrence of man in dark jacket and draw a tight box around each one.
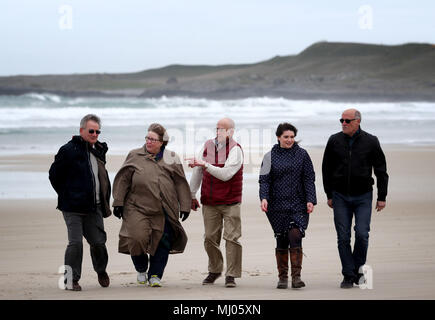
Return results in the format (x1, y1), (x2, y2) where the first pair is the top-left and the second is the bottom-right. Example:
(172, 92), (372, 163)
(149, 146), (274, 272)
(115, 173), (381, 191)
(49, 114), (112, 291)
(322, 108), (388, 289)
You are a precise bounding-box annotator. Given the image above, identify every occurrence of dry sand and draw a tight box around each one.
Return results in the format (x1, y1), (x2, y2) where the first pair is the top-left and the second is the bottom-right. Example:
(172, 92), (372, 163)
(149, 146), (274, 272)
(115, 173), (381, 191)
(1, 146), (435, 300)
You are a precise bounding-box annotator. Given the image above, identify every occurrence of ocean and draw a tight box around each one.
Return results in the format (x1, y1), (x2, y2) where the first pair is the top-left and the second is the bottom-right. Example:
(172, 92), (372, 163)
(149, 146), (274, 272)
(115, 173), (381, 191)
(1, 93), (434, 198)
(1, 93), (435, 156)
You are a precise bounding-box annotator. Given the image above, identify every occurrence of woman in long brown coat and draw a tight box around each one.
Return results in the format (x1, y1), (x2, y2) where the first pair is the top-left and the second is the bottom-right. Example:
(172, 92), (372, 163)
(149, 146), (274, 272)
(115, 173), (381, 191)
(112, 123), (191, 287)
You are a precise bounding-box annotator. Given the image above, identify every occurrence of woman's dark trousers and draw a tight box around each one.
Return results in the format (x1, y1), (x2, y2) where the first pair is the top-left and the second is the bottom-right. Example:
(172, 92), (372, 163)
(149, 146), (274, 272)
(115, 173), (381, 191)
(131, 219), (173, 280)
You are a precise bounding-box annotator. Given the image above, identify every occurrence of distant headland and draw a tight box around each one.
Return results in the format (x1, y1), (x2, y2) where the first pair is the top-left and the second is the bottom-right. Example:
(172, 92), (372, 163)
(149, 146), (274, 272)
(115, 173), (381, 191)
(1, 41), (434, 102)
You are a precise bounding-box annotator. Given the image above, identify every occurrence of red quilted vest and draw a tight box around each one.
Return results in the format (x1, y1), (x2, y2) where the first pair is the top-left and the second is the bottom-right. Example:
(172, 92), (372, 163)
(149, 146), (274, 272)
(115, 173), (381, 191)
(200, 138), (243, 205)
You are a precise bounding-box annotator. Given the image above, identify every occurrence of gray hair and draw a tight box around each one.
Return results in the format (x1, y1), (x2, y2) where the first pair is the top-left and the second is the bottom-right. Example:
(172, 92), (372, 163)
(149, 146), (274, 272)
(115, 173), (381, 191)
(355, 110), (362, 120)
(80, 114), (101, 129)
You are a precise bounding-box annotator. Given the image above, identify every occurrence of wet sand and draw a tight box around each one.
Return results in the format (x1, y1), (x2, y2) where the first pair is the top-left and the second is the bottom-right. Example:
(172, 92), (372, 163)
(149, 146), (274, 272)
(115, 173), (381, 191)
(1, 146), (435, 299)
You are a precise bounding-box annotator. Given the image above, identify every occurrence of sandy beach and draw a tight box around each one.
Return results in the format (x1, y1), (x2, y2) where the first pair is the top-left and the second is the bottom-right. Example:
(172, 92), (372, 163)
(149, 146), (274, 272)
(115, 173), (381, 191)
(1, 146), (435, 300)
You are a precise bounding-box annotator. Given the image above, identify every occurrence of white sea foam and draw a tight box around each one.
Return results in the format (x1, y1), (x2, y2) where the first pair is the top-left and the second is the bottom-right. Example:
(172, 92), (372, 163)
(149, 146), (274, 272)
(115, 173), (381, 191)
(1, 95), (435, 155)
(23, 93), (62, 103)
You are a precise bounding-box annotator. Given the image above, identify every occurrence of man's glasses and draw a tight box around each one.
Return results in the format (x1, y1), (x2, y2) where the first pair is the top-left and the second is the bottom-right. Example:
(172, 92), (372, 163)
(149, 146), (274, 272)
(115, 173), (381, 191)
(88, 129), (101, 134)
(145, 136), (161, 143)
(340, 118), (356, 124)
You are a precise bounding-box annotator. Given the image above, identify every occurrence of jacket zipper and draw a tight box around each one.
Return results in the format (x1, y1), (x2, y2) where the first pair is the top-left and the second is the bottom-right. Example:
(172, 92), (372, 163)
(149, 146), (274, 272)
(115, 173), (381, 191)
(210, 144), (218, 205)
(209, 167), (213, 205)
(87, 145), (97, 209)
(347, 149), (352, 195)
(347, 133), (362, 195)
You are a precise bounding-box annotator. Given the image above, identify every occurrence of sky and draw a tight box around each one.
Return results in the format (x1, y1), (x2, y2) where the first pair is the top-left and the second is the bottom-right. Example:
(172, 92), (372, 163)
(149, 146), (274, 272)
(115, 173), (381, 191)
(1, 0), (434, 76)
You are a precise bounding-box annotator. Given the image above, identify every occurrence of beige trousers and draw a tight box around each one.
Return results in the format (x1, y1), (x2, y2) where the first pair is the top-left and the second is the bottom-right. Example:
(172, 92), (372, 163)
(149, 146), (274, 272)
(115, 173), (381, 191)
(202, 203), (242, 278)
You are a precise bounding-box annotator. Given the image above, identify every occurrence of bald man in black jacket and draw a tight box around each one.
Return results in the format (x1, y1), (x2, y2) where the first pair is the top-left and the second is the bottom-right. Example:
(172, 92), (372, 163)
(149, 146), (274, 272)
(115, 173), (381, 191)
(322, 108), (388, 289)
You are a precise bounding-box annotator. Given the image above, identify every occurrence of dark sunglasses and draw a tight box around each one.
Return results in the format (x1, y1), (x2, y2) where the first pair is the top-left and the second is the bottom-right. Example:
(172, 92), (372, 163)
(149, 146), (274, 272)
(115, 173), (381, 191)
(340, 118), (356, 124)
(88, 129), (101, 134)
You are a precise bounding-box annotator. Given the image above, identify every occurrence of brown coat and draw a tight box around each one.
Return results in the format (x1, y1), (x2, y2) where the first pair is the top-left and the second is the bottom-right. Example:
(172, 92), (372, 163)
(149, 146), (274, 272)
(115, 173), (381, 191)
(112, 146), (191, 256)
(97, 157), (112, 218)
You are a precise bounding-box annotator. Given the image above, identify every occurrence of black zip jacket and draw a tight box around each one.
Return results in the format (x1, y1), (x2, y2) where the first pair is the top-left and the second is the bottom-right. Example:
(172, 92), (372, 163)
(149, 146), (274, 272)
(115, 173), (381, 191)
(49, 135), (111, 215)
(322, 128), (388, 201)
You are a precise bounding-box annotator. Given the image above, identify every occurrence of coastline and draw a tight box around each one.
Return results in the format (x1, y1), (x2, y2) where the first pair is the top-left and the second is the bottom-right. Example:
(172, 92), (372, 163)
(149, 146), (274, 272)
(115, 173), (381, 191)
(2, 88), (435, 103)
(1, 145), (435, 299)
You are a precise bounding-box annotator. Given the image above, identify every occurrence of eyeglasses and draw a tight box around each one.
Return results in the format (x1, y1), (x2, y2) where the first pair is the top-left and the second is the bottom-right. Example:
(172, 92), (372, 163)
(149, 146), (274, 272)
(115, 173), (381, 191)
(88, 129), (101, 134)
(145, 136), (161, 143)
(340, 118), (356, 124)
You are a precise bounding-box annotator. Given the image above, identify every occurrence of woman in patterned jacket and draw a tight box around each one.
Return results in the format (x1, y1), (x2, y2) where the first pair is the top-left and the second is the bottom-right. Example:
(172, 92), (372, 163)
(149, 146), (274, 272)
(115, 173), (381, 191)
(259, 122), (317, 289)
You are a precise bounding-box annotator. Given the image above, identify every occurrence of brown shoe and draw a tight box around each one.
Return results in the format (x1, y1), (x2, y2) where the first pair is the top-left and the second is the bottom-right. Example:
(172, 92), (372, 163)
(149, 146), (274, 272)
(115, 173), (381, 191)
(225, 276), (236, 288)
(65, 281), (82, 291)
(98, 271), (110, 288)
(202, 272), (222, 285)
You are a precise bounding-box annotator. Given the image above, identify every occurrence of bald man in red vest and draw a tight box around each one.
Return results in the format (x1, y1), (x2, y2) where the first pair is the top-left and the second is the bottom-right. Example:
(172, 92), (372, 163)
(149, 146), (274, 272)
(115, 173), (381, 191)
(188, 118), (244, 288)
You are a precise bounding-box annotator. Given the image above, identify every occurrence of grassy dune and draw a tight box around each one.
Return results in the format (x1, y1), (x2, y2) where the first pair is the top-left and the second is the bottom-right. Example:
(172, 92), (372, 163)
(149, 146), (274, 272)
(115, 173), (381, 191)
(1, 42), (434, 101)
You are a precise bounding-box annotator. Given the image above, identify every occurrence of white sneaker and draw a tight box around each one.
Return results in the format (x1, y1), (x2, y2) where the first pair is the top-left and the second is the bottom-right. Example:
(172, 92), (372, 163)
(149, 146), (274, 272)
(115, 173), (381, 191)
(137, 272), (147, 285)
(148, 275), (162, 287)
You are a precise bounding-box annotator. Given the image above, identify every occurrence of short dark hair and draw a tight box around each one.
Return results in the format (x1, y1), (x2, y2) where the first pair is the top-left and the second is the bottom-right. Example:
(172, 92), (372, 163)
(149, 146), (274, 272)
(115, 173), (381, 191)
(275, 122), (298, 137)
(148, 123), (169, 147)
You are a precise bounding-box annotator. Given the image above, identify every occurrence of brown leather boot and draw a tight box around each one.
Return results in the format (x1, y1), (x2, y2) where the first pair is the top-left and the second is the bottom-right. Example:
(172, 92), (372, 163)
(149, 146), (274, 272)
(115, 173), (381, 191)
(289, 247), (305, 289)
(275, 248), (288, 289)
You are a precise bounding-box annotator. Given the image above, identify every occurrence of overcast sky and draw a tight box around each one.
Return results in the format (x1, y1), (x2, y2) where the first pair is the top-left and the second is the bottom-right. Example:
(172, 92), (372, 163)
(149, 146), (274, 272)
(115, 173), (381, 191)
(1, 0), (434, 76)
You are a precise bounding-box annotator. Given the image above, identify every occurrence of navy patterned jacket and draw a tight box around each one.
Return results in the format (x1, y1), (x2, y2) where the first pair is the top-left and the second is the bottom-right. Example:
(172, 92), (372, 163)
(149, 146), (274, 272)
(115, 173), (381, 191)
(259, 143), (317, 214)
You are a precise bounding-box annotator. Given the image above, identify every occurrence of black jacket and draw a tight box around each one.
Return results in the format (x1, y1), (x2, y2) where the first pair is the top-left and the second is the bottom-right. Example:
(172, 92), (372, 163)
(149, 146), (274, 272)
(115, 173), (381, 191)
(322, 128), (388, 201)
(49, 136), (112, 216)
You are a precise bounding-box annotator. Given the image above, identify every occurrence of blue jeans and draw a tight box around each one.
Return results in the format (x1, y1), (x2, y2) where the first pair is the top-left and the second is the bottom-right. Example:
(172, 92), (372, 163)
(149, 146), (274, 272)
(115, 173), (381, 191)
(332, 191), (373, 278)
(131, 218), (173, 280)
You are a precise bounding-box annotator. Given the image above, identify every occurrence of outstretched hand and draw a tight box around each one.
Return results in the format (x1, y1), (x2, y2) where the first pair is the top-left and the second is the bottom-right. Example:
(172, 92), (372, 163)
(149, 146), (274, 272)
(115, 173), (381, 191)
(185, 157), (206, 168)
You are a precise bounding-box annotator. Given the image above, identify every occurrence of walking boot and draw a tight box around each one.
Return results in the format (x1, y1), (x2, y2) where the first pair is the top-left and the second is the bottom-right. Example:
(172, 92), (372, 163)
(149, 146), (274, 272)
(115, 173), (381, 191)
(275, 248), (288, 289)
(97, 271), (110, 288)
(202, 272), (222, 285)
(289, 247), (305, 289)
